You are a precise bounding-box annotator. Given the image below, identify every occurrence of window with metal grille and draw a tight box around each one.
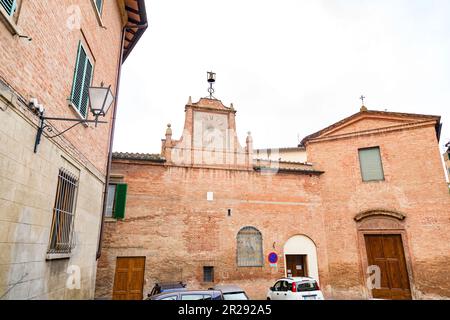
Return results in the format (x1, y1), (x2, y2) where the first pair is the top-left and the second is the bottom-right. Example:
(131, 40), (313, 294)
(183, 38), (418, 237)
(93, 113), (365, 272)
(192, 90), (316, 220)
(70, 42), (93, 118)
(203, 266), (214, 282)
(0, 0), (16, 16)
(48, 168), (79, 254)
(95, 0), (103, 15)
(237, 226), (263, 267)
(358, 147), (385, 182)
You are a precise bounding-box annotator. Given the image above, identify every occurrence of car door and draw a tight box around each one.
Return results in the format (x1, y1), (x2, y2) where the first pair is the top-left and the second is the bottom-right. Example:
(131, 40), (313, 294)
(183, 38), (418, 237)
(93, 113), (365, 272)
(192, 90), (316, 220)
(278, 281), (289, 300)
(271, 281), (284, 300)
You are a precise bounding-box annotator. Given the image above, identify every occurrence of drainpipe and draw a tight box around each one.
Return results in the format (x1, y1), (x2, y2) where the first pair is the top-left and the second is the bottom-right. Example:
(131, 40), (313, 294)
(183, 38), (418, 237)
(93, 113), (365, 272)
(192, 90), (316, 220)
(96, 22), (148, 260)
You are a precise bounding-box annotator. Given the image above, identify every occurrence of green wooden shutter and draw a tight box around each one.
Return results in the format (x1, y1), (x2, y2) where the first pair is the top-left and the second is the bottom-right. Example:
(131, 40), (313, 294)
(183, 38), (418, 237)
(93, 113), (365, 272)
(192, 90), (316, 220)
(79, 60), (93, 117)
(359, 147), (384, 181)
(0, 0), (16, 16)
(95, 0), (103, 14)
(113, 184), (127, 219)
(70, 42), (93, 118)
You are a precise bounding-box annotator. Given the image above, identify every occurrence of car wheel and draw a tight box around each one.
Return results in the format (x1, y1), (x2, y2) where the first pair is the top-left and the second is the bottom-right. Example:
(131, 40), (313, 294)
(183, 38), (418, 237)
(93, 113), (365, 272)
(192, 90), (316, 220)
(267, 297), (271, 300)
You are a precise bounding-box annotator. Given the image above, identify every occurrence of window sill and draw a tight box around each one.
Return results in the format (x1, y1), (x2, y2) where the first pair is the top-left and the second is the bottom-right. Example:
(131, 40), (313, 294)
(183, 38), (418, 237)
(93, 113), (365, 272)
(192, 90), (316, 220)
(105, 217), (117, 223)
(362, 179), (385, 183)
(46, 253), (71, 260)
(0, 7), (19, 35)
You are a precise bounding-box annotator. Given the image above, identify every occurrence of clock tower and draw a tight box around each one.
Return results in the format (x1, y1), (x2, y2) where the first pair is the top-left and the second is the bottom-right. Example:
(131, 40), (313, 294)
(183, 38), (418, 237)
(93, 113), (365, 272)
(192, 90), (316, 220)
(162, 96), (253, 170)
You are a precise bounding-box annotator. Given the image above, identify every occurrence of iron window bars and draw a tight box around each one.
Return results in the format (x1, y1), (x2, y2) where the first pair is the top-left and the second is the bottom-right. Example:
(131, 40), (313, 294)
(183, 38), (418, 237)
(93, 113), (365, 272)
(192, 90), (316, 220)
(48, 168), (79, 254)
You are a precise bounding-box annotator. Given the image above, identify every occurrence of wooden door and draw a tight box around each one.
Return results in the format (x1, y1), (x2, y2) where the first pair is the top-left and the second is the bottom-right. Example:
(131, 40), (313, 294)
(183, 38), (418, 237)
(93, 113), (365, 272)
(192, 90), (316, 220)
(364, 235), (411, 300)
(285, 255), (307, 277)
(112, 257), (146, 300)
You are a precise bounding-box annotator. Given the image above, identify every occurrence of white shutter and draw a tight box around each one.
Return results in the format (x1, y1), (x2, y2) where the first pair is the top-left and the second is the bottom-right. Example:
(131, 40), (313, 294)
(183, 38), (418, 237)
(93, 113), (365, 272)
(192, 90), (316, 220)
(359, 147), (384, 181)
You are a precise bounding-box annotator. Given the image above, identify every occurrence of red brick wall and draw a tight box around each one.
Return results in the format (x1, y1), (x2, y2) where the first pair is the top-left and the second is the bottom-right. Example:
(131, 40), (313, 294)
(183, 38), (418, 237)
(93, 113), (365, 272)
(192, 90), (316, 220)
(0, 0), (123, 173)
(96, 118), (450, 300)
(307, 122), (450, 299)
(96, 163), (329, 300)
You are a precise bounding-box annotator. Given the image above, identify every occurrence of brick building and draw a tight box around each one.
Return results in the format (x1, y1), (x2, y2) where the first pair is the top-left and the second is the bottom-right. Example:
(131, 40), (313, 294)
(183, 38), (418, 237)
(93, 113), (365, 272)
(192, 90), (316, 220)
(95, 96), (450, 300)
(444, 142), (450, 181)
(0, 1), (147, 299)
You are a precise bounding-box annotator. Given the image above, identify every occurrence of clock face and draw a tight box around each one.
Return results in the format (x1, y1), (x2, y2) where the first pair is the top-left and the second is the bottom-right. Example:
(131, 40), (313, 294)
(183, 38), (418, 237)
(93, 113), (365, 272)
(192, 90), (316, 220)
(193, 111), (228, 149)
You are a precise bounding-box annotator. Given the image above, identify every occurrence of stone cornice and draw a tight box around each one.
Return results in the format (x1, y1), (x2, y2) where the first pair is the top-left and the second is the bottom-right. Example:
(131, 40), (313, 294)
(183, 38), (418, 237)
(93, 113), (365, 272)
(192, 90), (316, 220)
(305, 119), (437, 145)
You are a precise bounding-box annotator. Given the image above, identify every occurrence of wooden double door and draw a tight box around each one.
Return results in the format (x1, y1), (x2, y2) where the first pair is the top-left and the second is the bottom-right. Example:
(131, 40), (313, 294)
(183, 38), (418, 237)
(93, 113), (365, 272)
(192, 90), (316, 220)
(112, 257), (146, 300)
(364, 234), (411, 300)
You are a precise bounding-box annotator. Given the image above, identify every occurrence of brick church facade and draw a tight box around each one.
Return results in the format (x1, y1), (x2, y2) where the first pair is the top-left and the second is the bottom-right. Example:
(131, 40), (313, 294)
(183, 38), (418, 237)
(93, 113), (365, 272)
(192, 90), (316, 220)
(95, 96), (450, 300)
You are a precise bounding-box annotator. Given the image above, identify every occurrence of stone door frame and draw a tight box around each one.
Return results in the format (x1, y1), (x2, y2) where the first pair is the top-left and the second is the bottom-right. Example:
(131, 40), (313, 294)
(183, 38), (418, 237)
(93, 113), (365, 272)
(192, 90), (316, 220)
(354, 209), (416, 300)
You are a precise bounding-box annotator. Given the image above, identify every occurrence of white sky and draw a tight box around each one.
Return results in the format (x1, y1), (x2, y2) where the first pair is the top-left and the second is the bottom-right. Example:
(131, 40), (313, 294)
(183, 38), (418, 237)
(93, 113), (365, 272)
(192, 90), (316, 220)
(114, 0), (450, 154)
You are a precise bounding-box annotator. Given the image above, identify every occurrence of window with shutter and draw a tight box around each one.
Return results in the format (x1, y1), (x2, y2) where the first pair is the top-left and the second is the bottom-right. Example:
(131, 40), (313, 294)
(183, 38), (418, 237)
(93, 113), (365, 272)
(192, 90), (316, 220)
(106, 184), (117, 218)
(358, 147), (385, 181)
(113, 184), (127, 220)
(0, 0), (16, 16)
(70, 42), (93, 118)
(237, 226), (263, 267)
(95, 0), (103, 15)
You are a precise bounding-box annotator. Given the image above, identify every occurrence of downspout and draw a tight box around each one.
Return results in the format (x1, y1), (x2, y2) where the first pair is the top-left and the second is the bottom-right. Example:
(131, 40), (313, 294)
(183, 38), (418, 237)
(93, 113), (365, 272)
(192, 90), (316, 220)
(96, 22), (148, 260)
(96, 27), (126, 260)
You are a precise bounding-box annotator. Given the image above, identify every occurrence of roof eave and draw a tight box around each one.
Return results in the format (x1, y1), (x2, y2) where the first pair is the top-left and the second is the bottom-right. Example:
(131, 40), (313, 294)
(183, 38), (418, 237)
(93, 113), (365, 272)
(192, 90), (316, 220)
(122, 0), (148, 62)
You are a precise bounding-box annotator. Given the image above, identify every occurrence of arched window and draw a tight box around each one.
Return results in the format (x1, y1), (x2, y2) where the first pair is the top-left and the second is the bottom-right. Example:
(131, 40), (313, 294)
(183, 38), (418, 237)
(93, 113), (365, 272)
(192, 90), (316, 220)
(237, 226), (263, 267)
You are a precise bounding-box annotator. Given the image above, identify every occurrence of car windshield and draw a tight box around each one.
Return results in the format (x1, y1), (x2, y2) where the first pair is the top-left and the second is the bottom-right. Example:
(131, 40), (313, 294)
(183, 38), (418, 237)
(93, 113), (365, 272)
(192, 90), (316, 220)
(296, 281), (319, 292)
(223, 292), (248, 300)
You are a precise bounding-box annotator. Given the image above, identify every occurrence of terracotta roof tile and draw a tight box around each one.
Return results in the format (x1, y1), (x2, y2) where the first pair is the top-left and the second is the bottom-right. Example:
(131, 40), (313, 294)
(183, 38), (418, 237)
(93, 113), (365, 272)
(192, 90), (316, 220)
(112, 152), (165, 162)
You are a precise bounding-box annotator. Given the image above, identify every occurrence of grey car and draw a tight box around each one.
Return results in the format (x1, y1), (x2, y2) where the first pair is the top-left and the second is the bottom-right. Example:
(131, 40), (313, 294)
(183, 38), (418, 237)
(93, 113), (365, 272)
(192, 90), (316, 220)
(212, 285), (249, 300)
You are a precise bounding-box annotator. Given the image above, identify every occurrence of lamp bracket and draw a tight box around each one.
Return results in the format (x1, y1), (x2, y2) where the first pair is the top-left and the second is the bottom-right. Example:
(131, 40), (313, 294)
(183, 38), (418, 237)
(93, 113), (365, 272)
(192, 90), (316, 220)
(33, 110), (107, 153)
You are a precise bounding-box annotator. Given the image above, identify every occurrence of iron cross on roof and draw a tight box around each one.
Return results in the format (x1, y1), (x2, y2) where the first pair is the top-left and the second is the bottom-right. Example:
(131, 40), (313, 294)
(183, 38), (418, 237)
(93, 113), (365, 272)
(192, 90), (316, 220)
(360, 95), (366, 105)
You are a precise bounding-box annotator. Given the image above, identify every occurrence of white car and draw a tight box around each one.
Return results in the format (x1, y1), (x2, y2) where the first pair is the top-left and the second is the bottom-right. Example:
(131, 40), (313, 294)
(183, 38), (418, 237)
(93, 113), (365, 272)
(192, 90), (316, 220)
(267, 277), (324, 300)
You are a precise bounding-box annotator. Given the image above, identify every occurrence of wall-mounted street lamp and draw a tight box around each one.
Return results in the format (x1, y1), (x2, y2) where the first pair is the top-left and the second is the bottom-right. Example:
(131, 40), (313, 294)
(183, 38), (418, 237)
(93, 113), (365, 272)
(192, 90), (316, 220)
(32, 84), (114, 153)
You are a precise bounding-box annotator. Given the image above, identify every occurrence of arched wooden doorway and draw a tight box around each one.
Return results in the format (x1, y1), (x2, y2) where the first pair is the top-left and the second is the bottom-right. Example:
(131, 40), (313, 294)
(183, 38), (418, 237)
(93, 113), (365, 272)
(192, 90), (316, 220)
(283, 235), (319, 282)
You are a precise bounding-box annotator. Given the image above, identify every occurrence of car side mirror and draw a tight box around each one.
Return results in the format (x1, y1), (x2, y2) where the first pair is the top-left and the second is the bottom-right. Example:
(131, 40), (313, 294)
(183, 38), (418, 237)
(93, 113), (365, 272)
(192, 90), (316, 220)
(270, 287), (274, 291)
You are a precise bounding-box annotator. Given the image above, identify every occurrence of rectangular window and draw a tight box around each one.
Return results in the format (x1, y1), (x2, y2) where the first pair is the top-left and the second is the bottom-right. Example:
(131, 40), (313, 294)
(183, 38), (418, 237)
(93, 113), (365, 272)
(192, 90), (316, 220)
(106, 183), (127, 219)
(95, 0), (103, 15)
(70, 42), (93, 118)
(203, 266), (214, 282)
(106, 184), (116, 217)
(48, 168), (79, 254)
(358, 147), (385, 182)
(0, 0), (16, 16)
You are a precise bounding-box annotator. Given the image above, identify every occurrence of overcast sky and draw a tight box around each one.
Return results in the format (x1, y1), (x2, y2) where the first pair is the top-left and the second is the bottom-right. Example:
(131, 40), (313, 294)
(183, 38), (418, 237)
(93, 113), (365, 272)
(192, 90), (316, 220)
(114, 0), (450, 154)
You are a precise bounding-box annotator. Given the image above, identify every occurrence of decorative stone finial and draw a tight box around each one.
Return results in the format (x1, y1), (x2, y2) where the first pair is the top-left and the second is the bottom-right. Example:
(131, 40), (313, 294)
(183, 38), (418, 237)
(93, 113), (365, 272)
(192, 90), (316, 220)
(230, 103), (234, 110)
(187, 96), (192, 105)
(166, 123), (172, 136)
(246, 131), (253, 143)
